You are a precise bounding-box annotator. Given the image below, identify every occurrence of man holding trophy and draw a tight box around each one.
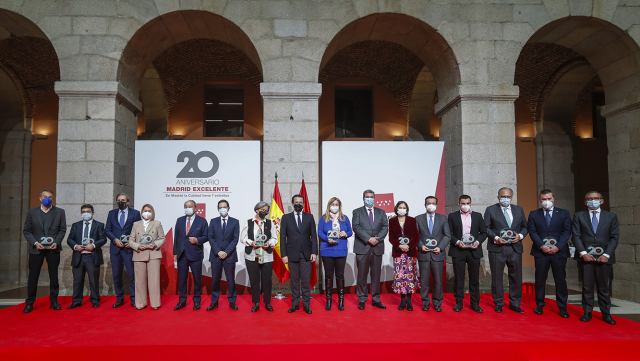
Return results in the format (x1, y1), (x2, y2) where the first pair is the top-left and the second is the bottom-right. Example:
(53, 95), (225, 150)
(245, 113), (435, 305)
(66, 204), (107, 309)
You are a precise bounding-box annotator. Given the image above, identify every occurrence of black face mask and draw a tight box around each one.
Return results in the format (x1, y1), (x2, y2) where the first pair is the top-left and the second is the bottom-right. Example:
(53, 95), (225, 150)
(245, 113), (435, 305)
(258, 211), (268, 219)
(293, 204), (304, 212)
(117, 201), (128, 210)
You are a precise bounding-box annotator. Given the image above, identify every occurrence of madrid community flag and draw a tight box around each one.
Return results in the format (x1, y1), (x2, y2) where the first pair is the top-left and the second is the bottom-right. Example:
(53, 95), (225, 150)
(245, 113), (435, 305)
(299, 177), (318, 289)
(270, 175), (290, 284)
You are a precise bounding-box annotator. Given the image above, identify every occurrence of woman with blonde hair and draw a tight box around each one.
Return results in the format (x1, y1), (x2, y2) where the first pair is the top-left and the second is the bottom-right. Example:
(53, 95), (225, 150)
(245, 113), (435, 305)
(317, 197), (352, 311)
(129, 204), (165, 310)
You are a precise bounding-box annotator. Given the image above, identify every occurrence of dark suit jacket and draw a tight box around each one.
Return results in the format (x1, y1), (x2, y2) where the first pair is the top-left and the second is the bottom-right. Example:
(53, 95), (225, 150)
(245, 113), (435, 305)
(388, 216), (419, 258)
(484, 203), (528, 254)
(280, 212), (318, 262)
(351, 206), (388, 256)
(448, 211), (487, 259)
(23, 206), (67, 254)
(105, 207), (141, 255)
(572, 209), (619, 264)
(415, 212), (451, 261)
(173, 215), (209, 262)
(208, 216), (240, 263)
(66, 220), (107, 267)
(528, 207), (571, 258)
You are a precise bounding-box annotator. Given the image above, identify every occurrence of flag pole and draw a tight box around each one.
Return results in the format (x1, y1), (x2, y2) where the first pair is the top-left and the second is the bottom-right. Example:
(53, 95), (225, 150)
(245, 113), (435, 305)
(272, 171), (288, 300)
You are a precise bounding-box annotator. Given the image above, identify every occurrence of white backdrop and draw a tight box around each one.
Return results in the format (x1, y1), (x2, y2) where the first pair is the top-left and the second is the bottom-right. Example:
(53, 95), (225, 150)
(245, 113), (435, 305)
(134, 140), (260, 288)
(321, 141), (445, 288)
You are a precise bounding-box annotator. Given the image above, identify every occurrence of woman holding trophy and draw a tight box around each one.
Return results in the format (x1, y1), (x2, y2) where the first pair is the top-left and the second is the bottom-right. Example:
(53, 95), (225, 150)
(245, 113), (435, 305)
(317, 197), (352, 311)
(241, 201), (278, 313)
(129, 204), (165, 310)
(388, 201), (420, 311)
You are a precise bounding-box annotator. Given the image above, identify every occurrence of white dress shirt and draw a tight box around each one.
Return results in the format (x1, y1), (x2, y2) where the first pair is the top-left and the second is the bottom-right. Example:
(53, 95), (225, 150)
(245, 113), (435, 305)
(365, 205), (374, 223)
(220, 215), (229, 228)
(77, 219), (93, 254)
(185, 215), (195, 231)
(143, 219), (150, 232)
(119, 207), (129, 223)
(241, 217), (278, 262)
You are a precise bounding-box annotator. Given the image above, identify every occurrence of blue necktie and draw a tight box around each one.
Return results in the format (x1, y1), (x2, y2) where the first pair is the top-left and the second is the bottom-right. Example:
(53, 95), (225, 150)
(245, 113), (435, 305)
(297, 213), (302, 232)
(429, 214), (433, 234)
(119, 210), (125, 228)
(222, 218), (227, 233)
(503, 208), (512, 228)
(545, 210), (551, 227)
(84, 222), (89, 238)
(592, 211), (598, 233)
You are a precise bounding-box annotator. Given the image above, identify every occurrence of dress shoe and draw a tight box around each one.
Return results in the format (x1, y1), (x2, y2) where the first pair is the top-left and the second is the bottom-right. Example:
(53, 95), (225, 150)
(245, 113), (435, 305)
(22, 304), (33, 313)
(130, 300), (135, 307)
(580, 311), (592, 322)
(471, 304), (483, 313)
(602, 314), (616, 325)
(112, 300), (124, 308)
(229, 303), (238, 311)
(67, 303), (82, 310)
(358, 302), (365, 310)
(398, 298), (406, 310)
(265, 304), (274, 312)
(152, 307), (159, 310)
(372, 301), (387, 309)
(174, 302), (186, 311)
(193, 302), (201, 311)
(288, 305), (299, 313)
(533, 306), (544, 315)
(559, 308), (570, 318)
(206, 303), (218, 311)
(136, 306), (146, 310)
(251, 303), (260, 312)
(509, 305), (524, 313)
(92, 303), (100, 308)
(422, 305), (430, 311)
(453, 304), (462, 312)
(434, 305), (442, 312)
(495, 305), (503, 313)
(303, 306), (312, 314)
(50, 302), (62, 310)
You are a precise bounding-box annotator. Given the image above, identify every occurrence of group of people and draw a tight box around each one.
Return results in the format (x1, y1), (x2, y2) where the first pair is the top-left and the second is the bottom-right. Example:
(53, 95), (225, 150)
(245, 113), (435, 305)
(22, 187), (619, 325)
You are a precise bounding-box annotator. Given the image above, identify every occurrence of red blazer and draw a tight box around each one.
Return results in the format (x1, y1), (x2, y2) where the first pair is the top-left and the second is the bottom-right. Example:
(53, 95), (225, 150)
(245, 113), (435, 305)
(388, 216), (419, 258)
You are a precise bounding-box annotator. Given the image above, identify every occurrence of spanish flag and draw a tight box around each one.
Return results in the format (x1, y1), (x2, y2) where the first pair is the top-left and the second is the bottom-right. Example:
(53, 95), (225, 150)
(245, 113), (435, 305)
(270, 175), (290, 283)
(299, 178), (318, 288)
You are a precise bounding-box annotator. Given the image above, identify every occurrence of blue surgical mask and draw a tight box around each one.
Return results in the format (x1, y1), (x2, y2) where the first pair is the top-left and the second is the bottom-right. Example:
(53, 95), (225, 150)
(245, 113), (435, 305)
(499, 198), (511, 207)
(587, 200), (601, 210)
(219, 208), (228, 217)
(364, 198), (374, 207)
(81, 213), (92, 221)
(184, 208), (194, 216)
(42, 197), (52, 207)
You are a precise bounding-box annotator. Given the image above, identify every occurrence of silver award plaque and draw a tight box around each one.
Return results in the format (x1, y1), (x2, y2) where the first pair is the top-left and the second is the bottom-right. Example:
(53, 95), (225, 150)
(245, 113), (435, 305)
(461, 234), (475, 248)
(587, 245), (604, 258)
(500, 228), (516, 243)
(327, 230), (340, 239)
(425, 238), (438, 250)
(255, 233), (268, 247)
(542, 237), (557, 246)
(40, 237), (55, 248)
(82, 237), (94, 247)
(398, 236), (410, 245)
(140, 234), (154, 246)
(120, 234), (131, 244)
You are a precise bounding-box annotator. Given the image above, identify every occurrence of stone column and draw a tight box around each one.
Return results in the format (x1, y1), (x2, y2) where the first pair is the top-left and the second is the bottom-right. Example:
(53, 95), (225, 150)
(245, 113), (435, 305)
(54, 81), (141, 295)
(260, 82), (322, 293)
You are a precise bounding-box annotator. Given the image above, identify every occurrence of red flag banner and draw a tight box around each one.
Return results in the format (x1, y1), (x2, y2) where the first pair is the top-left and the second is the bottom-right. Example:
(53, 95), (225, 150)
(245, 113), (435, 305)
(375, 193), (395, 213)
(299, 178), (318, 289)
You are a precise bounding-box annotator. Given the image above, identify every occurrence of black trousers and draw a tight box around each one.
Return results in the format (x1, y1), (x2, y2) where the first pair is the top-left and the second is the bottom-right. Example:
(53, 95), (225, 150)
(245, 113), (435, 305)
(72, 254), (101, 305)
(581, 261), (612, 314)
(246, 260), (273, 304)
(452, 253), (481, 305)
(289, 254), (312, 307)
(534, 256), (568, 309)
(322, 256), (346, 281)
(419, 258), (444, 306)
(26, 251), (60, 305)
(489, 245), (522, 307)
(177, 254), (203, 303)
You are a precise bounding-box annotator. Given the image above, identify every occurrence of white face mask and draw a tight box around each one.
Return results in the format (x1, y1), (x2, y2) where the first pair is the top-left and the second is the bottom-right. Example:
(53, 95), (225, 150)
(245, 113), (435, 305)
(426, 204), (437, 213)
(219, 208), (228, 217)
(541, 200), (553, 210)
(141, 211), (152, 220)
(397, 209), (407, 216)
(330, 206), (339, 214)
(460, 205), (471, 213)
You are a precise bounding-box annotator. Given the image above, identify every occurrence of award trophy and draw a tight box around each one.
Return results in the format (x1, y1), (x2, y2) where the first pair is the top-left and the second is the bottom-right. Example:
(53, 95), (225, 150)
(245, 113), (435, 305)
(461, 234), (476, 248)
(398, 236), (410, 245)
(542, 237), (558, 247)
(82, 237), (94, 247)
(424, 238), (438, 251)
(40, 237), (55, 249)
(140, 234), (154, 247)
(120, 234), (131, 245)
(587, 245), (605, 258)
(327, 230), (340, 240)
(499, 228), (516, 243)
(255, 233), (268, 247)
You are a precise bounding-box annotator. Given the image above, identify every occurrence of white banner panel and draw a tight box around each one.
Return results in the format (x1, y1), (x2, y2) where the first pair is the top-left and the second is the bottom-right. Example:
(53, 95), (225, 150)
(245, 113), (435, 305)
(134, 140), (261, 292)
(321, 141), (445, 289)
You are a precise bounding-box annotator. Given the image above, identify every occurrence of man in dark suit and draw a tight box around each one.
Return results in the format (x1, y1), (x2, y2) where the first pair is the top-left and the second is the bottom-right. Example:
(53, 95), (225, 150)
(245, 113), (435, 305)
(66, 204), (107, 309)
(416, 196), (451, 312)
(352, 189), (389, 310)
(22, 189), (67, 313)
(280, 194), (318, 314)
(207, 199), (240, 311)
(174, 200), (209, 311)
(105, 193), (141, 308)
(484, 187), (528, 313)
(448, 194), (487, 313)
(573, 191), (619, 325)
(527, 189), (572, 318)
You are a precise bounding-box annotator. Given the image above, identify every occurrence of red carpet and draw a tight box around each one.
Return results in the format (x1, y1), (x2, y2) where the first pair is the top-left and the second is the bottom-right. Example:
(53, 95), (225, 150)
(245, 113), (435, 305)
(1, 293), (639, 361)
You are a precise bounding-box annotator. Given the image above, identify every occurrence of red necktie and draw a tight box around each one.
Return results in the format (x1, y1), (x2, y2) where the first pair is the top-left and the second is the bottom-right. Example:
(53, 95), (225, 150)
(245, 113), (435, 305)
(186, 217), (191, 234)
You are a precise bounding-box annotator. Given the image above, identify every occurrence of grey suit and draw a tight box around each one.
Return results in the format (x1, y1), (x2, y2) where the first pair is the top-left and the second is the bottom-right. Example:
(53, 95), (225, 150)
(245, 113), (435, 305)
(352, 206), (388, 303)
(484, 203), (528, 308)
(416, 212), (451, 307)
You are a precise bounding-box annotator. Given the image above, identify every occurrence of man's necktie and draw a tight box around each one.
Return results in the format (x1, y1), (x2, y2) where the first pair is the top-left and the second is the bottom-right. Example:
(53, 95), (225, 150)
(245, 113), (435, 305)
(119, 211), (125, 228)
(84, 222), (89, 238)
(545, 210), (551, 227)
(186, 217), (191, 234)
(297, 213), (302, 232)
(429, 214), (434, 234)
(592, 211), (599, 233)
(503, 208), (512, 228)
(369, 208), (374, 227)
(223, 218), (227, 233)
